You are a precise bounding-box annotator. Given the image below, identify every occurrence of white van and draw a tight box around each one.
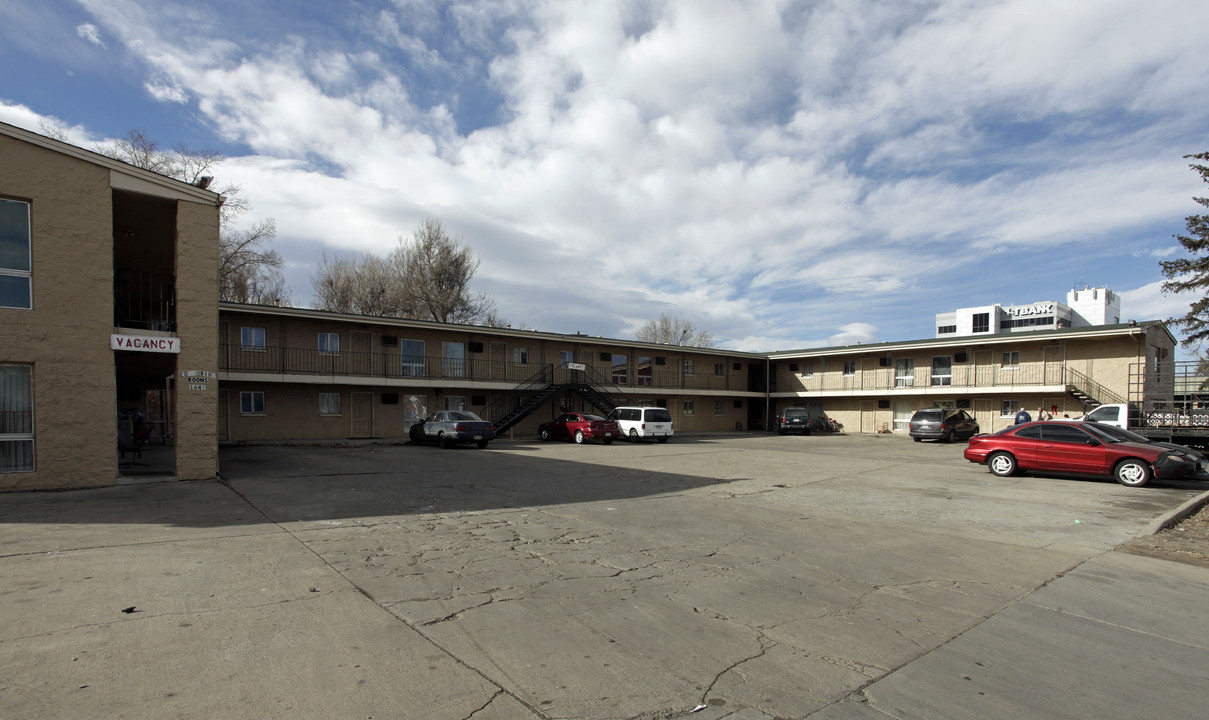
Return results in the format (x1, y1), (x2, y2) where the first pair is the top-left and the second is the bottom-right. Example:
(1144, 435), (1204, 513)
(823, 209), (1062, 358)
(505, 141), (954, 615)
(606, 406), (674, 443)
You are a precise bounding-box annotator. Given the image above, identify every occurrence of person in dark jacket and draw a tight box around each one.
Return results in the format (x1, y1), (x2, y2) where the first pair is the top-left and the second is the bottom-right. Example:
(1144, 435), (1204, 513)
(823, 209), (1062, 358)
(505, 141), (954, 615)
(1014, 408), (1032, 424)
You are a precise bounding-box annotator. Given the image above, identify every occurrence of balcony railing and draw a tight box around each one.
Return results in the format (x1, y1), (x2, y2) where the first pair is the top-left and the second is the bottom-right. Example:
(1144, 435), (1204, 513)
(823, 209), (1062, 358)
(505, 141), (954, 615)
(786, 362), (1063, 393)
(114, 270), (176, 331)
(219, 345), (739, 390)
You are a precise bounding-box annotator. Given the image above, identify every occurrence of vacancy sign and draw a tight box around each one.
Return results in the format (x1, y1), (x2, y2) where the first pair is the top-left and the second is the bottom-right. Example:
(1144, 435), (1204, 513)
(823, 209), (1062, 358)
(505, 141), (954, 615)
(111, 334), (181, 353)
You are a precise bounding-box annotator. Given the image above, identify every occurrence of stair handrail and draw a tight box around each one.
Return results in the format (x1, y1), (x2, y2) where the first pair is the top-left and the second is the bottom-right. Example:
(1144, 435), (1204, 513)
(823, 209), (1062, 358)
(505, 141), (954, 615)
(1066, 366), (1125, 407)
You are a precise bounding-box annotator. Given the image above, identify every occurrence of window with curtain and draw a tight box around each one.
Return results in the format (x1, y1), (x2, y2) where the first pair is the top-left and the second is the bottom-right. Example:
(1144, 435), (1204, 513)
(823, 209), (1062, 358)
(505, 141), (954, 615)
(0, 199), (32, 310)
(1, 364), (34, 472)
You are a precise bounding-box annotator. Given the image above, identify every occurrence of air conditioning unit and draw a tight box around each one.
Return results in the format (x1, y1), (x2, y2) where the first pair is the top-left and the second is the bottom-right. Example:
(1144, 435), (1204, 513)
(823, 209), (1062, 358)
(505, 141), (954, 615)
(955, 352), (968, 363)
(469, 342), (484, 353)
(381, 336), (398, 347)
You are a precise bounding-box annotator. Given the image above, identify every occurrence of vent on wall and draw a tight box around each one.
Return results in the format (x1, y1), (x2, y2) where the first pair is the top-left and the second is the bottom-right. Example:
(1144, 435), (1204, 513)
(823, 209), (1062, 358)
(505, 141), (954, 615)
(381, 336), (398, 347)
(789, 363), (798, 372)
(381, 393), (399, 405)
(956, 398), (971, 408)
(655, 357), (666, 365)
(878, 400), (890, 409)
(879, 357), (889, 367)
(600, 352), (612, 361)
(472, 395), (486, 405)
(469, 342), (484, 353)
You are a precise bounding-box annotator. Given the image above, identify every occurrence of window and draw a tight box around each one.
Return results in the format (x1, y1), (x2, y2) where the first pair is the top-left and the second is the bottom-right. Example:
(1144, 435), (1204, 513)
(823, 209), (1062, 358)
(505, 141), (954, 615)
(320, 392), (341, 415)
(0, 199), (32, 309)
(843, 361), (856, 377)
(637, 356), (652, 386)
(937, 325), (956, 334)
(683, 400), (695, 415)
(612, 354), (628, 384)
(800, 361), (814, 378)
(513, 346), (529, 365)
(972, 313), (990, 333)
(442, 342), (465, 378)
(1001, 351), (1019, 369)
(714, 400), (724, 415)
(0, 364), (34, 472)
(240, 391), (265, 415)
(894, 358), (914, 387)
(685, 360), (695, 374)
(714, 363), (725, 376)
(931, 356), (952, 386)
(400, 339), (426, 377)
(241, 327), (266, 351)
(1001, 400), (1019, 417)
(560, 350), (574, 365)
(444, 395), (466, 411)
(318, 332), (340, 355)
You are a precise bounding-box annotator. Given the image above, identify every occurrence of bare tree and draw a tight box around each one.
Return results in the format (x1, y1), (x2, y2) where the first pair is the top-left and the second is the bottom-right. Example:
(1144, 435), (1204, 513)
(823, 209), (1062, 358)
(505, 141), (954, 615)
(91, 129), (287, 303)
(636, 314), (716, 347)
(311, 218), (503, 326)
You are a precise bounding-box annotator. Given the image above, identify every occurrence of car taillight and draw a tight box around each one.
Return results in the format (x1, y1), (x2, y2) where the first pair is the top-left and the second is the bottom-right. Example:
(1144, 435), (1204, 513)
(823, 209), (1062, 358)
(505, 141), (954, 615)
(454, 424), (466, 431)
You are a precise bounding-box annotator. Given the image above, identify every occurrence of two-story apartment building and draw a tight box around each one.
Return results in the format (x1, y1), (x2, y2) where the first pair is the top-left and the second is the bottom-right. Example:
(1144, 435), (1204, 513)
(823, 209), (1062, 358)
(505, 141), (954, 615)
(1, 121), (221, 491)
(218, 304), (767, 442)
(767, 321), (1175, 436)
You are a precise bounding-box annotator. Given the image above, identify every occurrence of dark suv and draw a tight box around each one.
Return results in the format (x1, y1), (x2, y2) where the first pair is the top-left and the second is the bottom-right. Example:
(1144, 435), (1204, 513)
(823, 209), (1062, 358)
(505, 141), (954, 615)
(775, 407), (812, 435)
(908, 408), (979, 442)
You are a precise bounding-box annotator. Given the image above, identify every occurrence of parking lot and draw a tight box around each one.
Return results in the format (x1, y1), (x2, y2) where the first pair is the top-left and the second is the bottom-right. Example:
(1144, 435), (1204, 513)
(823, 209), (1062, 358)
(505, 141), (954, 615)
(2, 433), (1207, 719)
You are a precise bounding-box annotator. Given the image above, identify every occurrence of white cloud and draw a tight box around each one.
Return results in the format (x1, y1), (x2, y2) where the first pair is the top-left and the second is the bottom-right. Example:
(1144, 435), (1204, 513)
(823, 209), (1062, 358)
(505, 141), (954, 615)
(76, 23), (104, 48)
(24, 0), (1209, 349)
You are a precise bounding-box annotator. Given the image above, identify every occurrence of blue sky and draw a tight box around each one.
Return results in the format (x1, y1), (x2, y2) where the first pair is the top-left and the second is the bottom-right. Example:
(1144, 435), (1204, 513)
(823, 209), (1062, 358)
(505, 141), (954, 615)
(3, 0), (1207, 353)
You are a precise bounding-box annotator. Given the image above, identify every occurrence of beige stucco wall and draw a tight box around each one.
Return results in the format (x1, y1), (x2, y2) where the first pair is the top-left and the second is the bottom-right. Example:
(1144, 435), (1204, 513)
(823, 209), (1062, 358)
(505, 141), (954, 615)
(1, 136), (117, 490)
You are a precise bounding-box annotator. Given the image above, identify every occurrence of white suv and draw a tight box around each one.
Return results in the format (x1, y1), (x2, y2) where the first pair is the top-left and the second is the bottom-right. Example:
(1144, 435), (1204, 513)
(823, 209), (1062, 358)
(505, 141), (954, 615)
(606, 406), (674, 443)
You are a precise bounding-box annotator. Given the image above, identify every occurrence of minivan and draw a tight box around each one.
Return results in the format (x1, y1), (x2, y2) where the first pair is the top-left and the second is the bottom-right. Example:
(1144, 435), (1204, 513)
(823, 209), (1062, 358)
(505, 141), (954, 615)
(606, 406), (674, 443)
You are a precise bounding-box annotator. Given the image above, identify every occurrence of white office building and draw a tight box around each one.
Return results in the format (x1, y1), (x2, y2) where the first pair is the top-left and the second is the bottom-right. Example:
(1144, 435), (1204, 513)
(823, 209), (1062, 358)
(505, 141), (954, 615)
(935, 287), (1121, 338)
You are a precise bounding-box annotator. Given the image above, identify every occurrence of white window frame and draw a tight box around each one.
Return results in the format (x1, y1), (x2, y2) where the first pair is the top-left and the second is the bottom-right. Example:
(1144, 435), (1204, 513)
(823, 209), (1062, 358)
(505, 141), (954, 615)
(685, 359), (695, 375)
(241, 327), (266, 351)
(1001, 399), (1020, 417)
(318, 332), (340, 355)
(843, 361), (856, 377)
(801, 361), (814, 378)
(319, 392), (341, 415)
(240, 391), (265, 415)
(931, 356), (953, 387)
(0, 199), (32, 310)
(1001, 351), (1020, 369)
(895, 358), (915, 387)
(513, 346), (529, 365)
(0, 364), (34, 473)
(714, 363), (725, 377)
(559, 350), (574, 365)
(683, 400), (695, 416)
(400, 339), (426, 377)
(714, 400), (725, 415)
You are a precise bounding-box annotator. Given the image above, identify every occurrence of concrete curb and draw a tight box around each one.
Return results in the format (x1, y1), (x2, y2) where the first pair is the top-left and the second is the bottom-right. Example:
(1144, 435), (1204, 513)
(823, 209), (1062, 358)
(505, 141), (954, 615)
(1141, 487), (1209, 534)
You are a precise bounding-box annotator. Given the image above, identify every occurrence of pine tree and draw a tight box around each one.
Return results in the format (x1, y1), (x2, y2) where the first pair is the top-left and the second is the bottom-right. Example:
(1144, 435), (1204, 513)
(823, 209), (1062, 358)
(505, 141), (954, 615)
(1160, 152), (1209, 348)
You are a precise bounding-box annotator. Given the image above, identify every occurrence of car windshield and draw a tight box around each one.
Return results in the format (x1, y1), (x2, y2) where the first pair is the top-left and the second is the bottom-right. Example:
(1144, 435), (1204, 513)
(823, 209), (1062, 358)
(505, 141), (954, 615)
(1084, 421), (1148, 444)
(783, 408), (809, 417)
(446, 411), (482, 421)
(583, 414), (604, 421)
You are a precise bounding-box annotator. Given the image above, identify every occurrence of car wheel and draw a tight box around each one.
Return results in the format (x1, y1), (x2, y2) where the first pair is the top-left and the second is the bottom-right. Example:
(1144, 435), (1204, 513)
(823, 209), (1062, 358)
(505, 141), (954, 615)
(778, 428), (786, 436)
(540, 428), (550, 441)
(657, 437), (668, 444)
(629, 429), (640, 442)
(988, 451), (1017, 477)
(476, 440), (489, 449)
(574, 430), (585, 444)
(944, 430), (955, 443)
(603, 438), (614, 445)
(410, 426), (423, 444)
(1114, 459), (1152, 487)
(913, 437), (922, 442)
(438, 433), (451, 449)
(803, 429), (811, 436)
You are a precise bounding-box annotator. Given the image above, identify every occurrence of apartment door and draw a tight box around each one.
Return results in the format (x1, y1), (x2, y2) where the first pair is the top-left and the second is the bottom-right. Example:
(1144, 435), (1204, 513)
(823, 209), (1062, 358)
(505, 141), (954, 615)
(974, 351), (993, 386)
(974, 398), (994, 434)
(351, 331), (372, 375)
(860, 400), (877, 433)
(217, 390), (229, 441)
(351, 392), (373, 438)
(1043, 345), (1063, 385)
(490, 342), (506, 380)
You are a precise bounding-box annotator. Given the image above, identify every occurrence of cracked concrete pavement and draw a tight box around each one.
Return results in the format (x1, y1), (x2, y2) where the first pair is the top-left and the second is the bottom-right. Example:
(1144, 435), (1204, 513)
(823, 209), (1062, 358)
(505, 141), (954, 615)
(2, 433), (1207, 719)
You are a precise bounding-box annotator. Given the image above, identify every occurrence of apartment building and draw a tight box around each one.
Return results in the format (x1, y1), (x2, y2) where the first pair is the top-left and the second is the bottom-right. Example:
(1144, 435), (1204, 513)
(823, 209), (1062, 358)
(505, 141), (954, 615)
(768, 321), (1174, 436)
(1, 121), (222, 491)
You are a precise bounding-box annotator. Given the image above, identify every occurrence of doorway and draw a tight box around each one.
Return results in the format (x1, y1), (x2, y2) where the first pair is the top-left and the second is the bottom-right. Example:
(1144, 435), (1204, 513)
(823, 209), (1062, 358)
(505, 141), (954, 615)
(115, 350), (176, 478)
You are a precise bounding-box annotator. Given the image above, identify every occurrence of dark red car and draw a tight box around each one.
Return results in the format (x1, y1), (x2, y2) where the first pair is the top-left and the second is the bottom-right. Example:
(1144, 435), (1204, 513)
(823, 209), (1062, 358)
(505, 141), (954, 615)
(538, 413), (619, 445)
(963, 420), (1195, 487)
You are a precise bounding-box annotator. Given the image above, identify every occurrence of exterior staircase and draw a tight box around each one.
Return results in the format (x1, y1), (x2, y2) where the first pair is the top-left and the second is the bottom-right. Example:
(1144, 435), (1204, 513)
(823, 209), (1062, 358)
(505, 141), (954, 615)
(1065, 367), (1124, 412)
(487, 364), (626, 434)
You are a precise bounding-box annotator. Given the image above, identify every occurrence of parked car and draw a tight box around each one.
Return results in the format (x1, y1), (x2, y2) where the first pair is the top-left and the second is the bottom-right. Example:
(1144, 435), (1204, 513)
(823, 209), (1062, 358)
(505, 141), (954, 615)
(1077, 421), (1209, 478)
(775, 407), (812, 435)
(538, 413), (619, 444)
(963, 420), (1197, 487)
(605, 406), (674, 443)
(409, 410), (496, 449)
(909, 408), (979, 442)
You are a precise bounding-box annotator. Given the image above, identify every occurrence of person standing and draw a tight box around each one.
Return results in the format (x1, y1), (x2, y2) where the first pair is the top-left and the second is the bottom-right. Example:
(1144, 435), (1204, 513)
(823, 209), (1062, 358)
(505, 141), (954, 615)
(1036, 406), (1052, 421)
(1014, 407), (1032, 424)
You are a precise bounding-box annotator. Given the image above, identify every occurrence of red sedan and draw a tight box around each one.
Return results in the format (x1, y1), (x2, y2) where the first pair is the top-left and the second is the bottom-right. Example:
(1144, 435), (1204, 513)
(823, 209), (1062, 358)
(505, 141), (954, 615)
(538, 413), (619, 445)
(964, 420), (1194, 487)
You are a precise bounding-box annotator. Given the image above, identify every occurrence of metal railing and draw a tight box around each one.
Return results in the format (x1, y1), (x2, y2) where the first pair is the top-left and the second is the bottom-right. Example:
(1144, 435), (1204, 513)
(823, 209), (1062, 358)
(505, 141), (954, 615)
(785, 362), (1064, 393)
(219, 346), (737, 390)
(114, 270), (176, 331)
